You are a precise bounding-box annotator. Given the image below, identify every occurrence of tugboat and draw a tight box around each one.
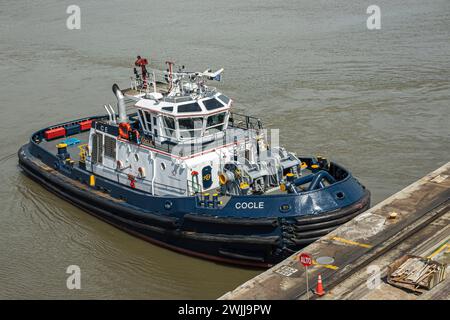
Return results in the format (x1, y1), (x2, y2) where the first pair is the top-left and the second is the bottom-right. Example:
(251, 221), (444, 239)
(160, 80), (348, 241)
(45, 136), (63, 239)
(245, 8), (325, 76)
(18, 57), (370, 267)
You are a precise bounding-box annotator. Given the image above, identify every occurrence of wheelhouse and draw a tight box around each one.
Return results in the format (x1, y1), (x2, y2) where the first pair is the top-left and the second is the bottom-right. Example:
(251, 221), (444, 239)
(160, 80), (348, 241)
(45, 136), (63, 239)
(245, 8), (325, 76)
(135, 94), (231, 144)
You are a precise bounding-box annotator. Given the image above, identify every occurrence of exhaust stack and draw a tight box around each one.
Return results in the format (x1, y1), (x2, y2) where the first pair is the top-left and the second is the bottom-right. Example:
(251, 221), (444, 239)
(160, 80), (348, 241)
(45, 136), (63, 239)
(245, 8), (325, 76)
(112, 84), (128, 124)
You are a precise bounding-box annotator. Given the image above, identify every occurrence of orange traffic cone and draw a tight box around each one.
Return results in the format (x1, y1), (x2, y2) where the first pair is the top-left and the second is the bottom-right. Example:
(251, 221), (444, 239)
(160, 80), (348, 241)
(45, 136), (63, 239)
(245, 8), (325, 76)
(315, 274), (325, 296)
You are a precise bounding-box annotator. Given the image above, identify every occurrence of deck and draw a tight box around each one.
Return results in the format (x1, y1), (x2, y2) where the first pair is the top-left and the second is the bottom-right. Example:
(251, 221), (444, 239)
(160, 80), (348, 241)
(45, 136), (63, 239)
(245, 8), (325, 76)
(40, 130), (90, 163)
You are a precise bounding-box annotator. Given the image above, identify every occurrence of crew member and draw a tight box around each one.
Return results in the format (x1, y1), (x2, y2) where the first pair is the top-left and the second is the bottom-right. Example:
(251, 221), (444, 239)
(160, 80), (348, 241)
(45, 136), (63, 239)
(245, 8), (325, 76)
(135, 55), (149, 88)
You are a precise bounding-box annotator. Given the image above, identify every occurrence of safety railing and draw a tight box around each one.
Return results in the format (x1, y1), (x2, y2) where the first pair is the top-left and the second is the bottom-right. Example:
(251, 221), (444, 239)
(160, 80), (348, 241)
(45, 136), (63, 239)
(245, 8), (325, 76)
(229, 112), (263, 130)
(186, 178), (202, 196)
(129, 68), (218, 99)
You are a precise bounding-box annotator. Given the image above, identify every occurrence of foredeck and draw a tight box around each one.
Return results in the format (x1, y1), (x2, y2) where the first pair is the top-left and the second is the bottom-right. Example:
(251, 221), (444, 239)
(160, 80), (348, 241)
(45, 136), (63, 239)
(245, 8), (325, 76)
(40, 130), (90, 162)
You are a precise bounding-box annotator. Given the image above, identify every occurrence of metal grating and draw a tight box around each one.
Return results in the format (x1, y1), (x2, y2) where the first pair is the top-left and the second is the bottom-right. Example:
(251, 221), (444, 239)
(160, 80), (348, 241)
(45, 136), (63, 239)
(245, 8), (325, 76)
(104, 135), (116, 159)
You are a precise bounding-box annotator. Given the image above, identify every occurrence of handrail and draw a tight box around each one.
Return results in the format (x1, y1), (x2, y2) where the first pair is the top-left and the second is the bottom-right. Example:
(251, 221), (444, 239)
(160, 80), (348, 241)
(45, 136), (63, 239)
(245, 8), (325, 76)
(187, 178), (202, 196)
(229, 112), (263, 130)
(129, 69), (219, 99)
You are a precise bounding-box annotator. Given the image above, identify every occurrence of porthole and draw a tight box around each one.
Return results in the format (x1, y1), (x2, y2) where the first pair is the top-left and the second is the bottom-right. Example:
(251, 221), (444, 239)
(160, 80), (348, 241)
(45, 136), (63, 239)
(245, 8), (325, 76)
(279, 204), (291, 213)
(134, 153), (139, 162)
(164, 200), (172, 210)
(160, 162), (166, 170)
(335, 191), (345, 200)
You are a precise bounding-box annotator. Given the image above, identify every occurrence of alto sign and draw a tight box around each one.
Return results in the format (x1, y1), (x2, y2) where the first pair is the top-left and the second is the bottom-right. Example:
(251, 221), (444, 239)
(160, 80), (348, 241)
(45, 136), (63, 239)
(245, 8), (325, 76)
(299, 252), (313, 300)
(235, 202), (264, 209)
(299, 252), (312, 267)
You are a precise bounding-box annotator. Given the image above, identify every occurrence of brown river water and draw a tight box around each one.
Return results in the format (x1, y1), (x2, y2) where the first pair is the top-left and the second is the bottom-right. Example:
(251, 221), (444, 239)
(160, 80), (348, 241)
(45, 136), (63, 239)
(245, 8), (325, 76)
(0, 0), (449, 298)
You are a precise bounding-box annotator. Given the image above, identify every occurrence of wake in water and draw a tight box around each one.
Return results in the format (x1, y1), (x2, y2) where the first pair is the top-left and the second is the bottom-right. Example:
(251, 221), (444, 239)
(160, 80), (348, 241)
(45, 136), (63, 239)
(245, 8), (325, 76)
(0, 152), (16, 164)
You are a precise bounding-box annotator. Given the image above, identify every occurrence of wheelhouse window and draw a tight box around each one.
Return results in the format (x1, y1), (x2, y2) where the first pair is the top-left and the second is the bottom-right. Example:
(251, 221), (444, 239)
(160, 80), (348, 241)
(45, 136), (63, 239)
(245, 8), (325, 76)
(206, 112), (227, 134)
(163, 116), (176, 137)
(203, 98), (224, 111)
(144, 111), (152, 124)
(137, 109), (147, 131)
(178, 102), (202, 113)
(178, 117), (203, 139)
(143, 111), (152, 131)
(217, 94), (230, 105)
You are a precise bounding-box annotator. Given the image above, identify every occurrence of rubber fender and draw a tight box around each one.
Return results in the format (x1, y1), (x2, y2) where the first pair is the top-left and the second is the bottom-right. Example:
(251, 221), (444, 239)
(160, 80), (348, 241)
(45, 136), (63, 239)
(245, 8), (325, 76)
(184, 214), (279, 227)
(218, 249), (266, 262)
(293, 207), (367, 232)
(294, 190), (370, 225)
(180, 232), (280, 245)
(290, 236), (322, 245)
(293, 225), (339, 239)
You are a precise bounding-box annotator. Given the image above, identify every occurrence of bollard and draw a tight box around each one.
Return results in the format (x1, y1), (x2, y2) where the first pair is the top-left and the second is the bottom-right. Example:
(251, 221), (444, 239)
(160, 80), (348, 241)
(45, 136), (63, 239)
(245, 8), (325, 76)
(212, 193), (219, 208)
(203, 193), (210, 207)
(89, 175), (95, 187)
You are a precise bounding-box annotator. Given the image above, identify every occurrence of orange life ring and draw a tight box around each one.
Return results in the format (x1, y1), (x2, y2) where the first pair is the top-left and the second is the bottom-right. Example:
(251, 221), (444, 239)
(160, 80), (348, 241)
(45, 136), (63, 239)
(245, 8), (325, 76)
(119, 122), (131, 139)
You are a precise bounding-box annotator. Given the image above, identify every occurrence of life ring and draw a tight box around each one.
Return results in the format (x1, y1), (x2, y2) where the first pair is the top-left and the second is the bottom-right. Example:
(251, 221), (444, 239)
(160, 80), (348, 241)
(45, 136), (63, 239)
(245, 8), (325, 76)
(119, 122), (131, 139)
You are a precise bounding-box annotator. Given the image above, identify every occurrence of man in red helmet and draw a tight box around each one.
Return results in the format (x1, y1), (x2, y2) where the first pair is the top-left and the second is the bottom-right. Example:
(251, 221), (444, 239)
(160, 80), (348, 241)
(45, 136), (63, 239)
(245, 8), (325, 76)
(135, 55), (149, 88)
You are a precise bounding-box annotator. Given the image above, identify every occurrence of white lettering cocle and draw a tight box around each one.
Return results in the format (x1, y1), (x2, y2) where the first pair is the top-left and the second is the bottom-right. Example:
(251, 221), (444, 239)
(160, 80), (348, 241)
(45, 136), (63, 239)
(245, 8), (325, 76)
(235, 202), (264, 209)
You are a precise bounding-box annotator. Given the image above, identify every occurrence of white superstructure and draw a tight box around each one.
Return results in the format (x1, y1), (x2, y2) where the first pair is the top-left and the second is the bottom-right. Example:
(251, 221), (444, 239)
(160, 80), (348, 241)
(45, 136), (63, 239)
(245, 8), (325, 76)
(84, 63), (301, 196)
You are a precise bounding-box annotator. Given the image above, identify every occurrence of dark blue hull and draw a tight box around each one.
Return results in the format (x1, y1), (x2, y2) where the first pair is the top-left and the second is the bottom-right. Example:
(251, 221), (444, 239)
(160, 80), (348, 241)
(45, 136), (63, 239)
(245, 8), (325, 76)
(18, 118), (370, 267)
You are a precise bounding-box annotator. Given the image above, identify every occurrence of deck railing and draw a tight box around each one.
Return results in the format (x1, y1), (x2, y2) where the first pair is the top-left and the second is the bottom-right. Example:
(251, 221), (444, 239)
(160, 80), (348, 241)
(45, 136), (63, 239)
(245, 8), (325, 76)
(229, 112), (263, 130)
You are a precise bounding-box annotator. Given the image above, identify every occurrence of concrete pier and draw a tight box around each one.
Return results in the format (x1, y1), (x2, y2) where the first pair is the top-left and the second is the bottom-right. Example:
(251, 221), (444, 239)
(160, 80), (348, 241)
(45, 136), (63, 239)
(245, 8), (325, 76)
(220, 162), (450, 300)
